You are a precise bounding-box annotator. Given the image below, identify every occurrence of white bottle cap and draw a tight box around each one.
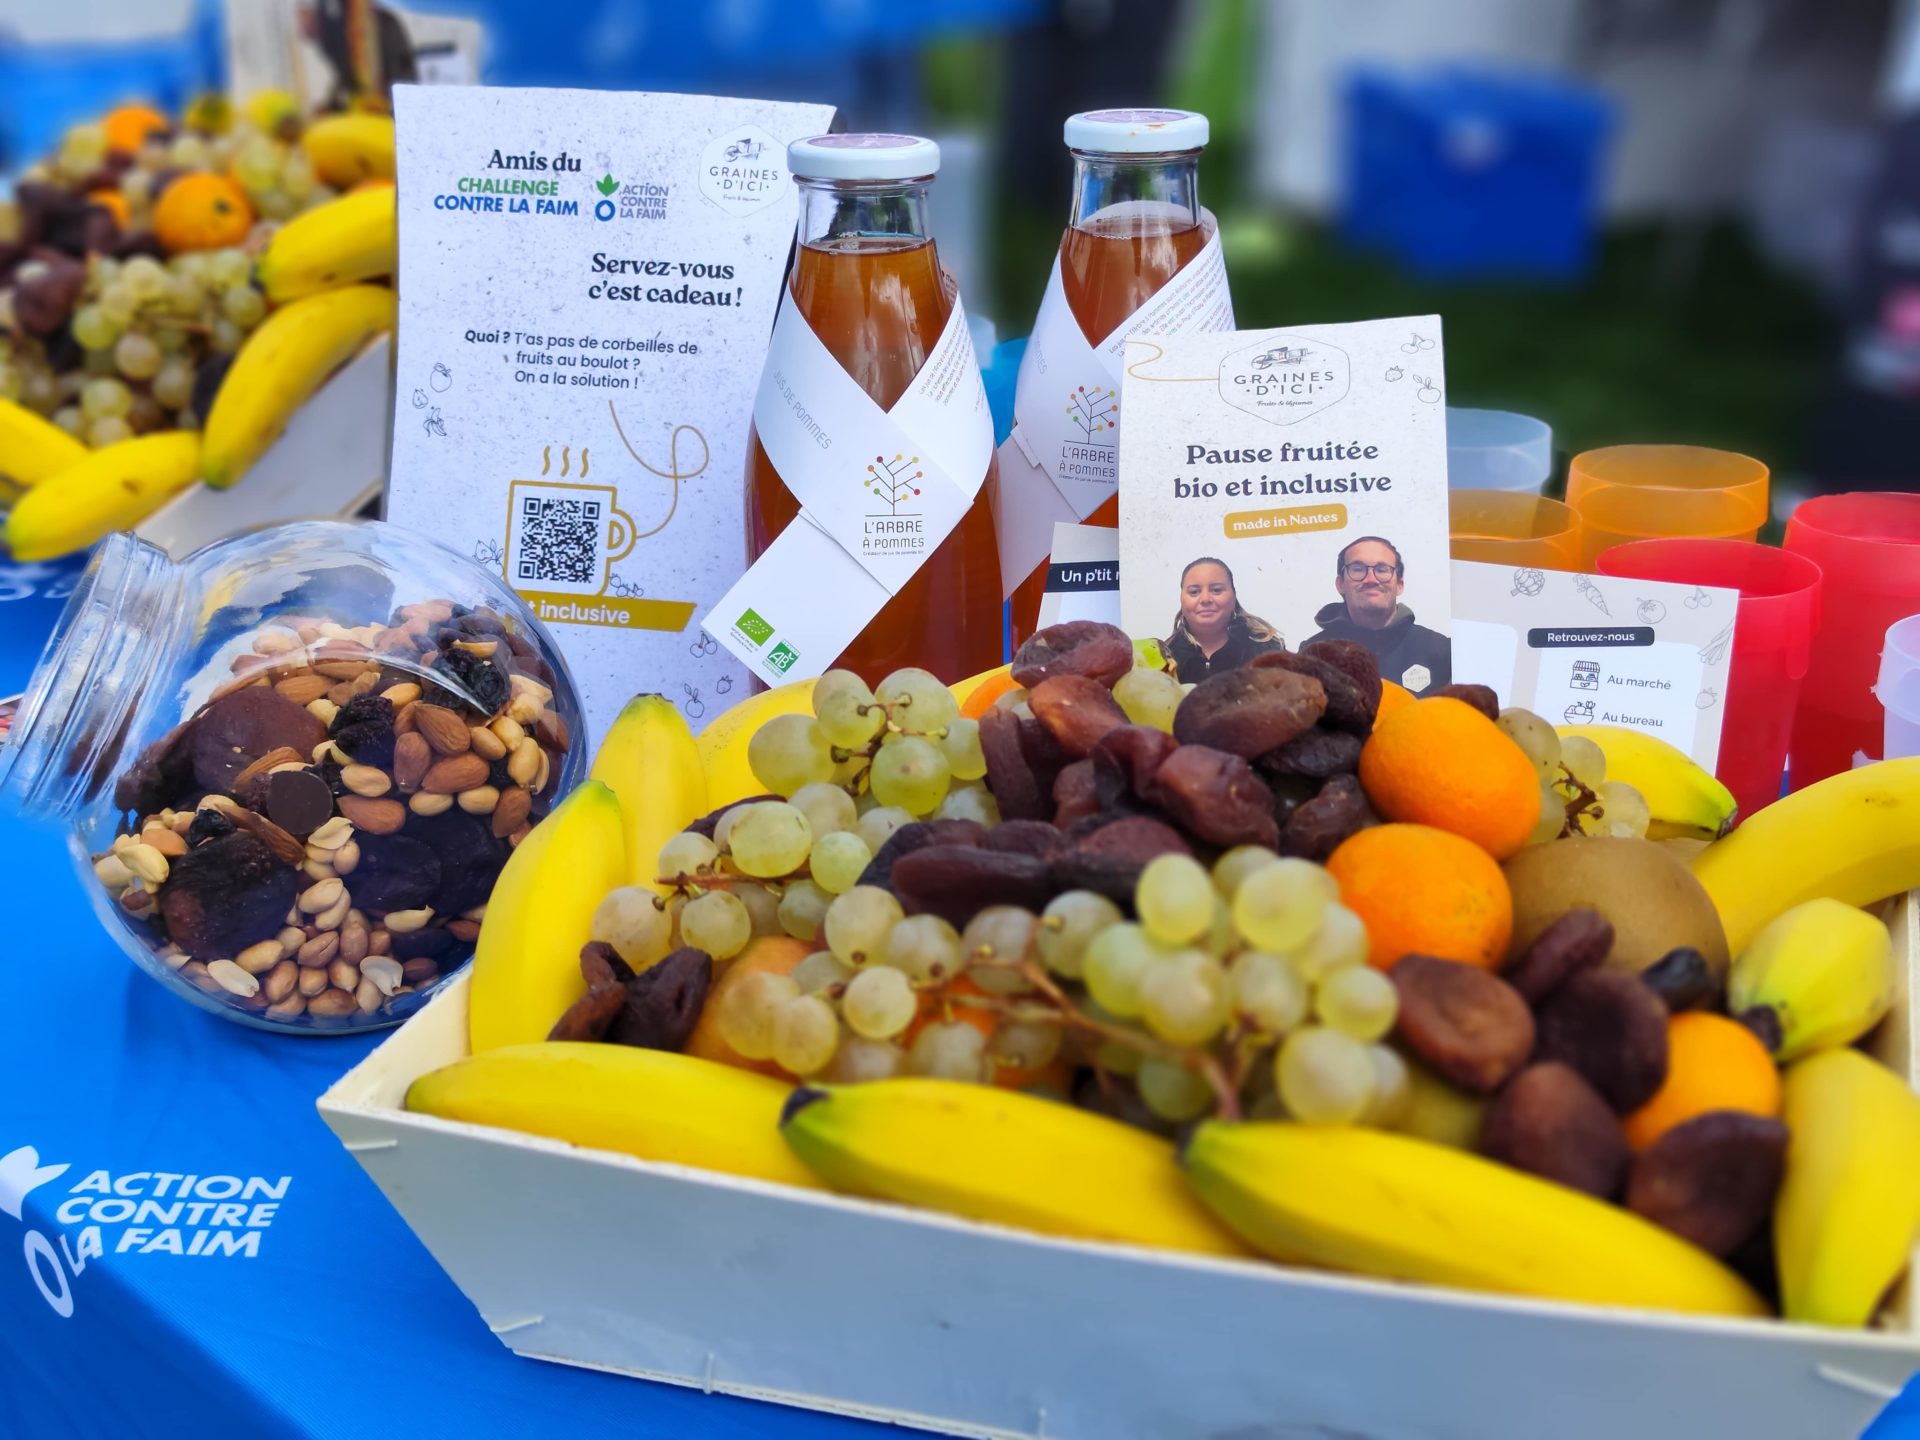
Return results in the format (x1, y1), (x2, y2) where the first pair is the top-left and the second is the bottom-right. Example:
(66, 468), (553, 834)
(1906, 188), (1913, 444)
(787, 133), (941, 182)
(1064, 108), (1209, 154)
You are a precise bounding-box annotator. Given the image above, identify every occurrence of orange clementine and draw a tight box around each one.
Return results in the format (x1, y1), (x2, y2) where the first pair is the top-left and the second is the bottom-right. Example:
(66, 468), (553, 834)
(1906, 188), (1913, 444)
(959, 668), (1021, 720)
(682, 934), (809, 1078)
(1377, 678), (1416, 723)
(1326, 823), (1513, 970)
(1622, 1012), (1780, 1151)
(1359, 696), (1540, 859)
(103, 103), (170, 155)
(85, 190), (129, 228)
(152, 173), (254, 253)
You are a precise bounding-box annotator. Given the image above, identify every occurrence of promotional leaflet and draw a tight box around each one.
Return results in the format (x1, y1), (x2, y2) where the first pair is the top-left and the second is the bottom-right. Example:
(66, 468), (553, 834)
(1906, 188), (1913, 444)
(385, 85), (834, 740)
(1117, 317), (1454, 692)
(1036, 522), (1121, 629)
(1450, 560), (1735, 770)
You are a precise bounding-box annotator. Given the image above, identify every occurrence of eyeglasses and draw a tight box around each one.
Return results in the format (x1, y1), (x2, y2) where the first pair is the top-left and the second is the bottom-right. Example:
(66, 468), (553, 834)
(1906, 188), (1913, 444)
(1342, 562), (1401, 581)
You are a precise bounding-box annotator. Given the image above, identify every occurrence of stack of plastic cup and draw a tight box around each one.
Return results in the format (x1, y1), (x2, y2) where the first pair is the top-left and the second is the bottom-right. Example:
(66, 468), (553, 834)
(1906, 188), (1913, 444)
(1449, 490), (1583, 570)
(1447, 408), (1553, 493)
(1882, 614), (1920, 761)
(1567, 445), (1771, 569)
(1595, 538), (1821, 824)
(1784, 493), (1920, 786)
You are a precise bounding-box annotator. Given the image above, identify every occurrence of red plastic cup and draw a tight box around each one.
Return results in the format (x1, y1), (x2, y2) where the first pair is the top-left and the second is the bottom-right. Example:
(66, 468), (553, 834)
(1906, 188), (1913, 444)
(1596, 539), (1821, 823)
(1783, 493), (1920, 786)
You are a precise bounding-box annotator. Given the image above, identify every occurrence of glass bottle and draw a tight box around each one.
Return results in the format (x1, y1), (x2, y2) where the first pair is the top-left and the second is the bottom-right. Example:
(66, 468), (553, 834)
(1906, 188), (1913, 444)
(1009, 108), (1212, 643)
(745, 134), (1003, 685)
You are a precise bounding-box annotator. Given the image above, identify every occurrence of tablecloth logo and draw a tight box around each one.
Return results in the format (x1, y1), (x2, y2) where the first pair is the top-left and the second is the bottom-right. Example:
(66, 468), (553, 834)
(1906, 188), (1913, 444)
(1, 1143), (291, 1319)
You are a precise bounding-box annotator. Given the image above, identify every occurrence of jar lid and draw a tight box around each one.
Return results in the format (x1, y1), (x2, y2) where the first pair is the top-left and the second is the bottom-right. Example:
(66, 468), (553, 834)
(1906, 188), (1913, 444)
(788, 133), (940, 182)
(1064, 108), (1209, 154)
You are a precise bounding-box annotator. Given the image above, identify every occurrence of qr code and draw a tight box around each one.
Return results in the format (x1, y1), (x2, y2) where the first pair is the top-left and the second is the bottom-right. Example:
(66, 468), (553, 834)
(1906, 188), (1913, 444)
(516, 495), (601, 584)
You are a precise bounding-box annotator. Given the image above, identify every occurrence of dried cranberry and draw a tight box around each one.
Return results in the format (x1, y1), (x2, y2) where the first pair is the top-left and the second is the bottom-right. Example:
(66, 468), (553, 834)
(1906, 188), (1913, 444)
(428, 647), (509, 715)
(185, 806), (236, 847)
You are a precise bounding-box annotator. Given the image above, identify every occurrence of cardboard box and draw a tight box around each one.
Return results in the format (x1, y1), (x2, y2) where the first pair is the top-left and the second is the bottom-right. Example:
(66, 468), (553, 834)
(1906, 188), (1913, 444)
(319, 894), (1919, 1440)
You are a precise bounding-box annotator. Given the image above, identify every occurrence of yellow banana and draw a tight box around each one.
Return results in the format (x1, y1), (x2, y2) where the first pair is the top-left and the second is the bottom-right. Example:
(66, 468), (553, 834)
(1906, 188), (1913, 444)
(1560, 723), (1736, 840)
(255, 185), (396, 302)
(5, 432), (201, 561)
(0, 396), (87, 488)
(1690, 757), (1920, 954)
(406, 1041), (824, 1190)
(1775, 1048), (1920, 1327)
(1182, 1121), (1767, 1318)
(243, 89), (300, 135)
(1726, 898), (1894, 1061)
(695, 678), (817, 807)
(201, 283), (394, 489)
(781, 1078), (1248, 1257)
(300, 112), (395, 189)
(588, 693), (709, 889)
(468, 780), (628, 1053)
(948, 661), (1011, 714)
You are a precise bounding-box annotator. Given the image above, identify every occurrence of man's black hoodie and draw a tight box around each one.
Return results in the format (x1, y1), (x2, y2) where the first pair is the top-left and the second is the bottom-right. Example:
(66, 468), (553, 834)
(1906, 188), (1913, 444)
(1304, 602), (1451, 695)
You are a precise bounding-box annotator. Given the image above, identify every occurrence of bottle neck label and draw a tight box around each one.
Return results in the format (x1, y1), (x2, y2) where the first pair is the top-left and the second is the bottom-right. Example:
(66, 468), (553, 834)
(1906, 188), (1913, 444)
(704, 277), (992, 685)
(993, 209), (1232, 596)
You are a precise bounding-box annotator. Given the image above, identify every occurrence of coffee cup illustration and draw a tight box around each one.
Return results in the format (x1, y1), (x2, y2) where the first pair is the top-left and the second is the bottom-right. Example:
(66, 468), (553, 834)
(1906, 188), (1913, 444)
(503, 472), (639, 597)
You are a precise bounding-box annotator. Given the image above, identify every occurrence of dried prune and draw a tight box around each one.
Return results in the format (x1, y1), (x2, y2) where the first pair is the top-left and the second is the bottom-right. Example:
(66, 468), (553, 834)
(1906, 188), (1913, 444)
(1280, 773), (1370, 861)
(1049, 815), (1194, 908)
(1173, 665), (1326, 757)
(888, 845), (1056, 928)
(1298, 638), (1381, 717)
(390, 926), (457, 961)
(979, 708), (1045, 821)
(1090, 725), (1180, 798)
(982, 819), (1064, 858)
(1534, 969), (1671, 1113)
(608, 945), (713, 1051)
(115, 720), (199, 815)
(548, 980), (625, 1041)
(329, 693), (397, 768)
(1626, 1111), (1788, 1257)
(1640, 946), (1721, 1013)
(1435, 683), (1499, 721)
(1479, 1062), (1628, 1199)
(856, 819), (985, 891)
(1151, 744), (1279, 848)
(1391, 954), (1536, 1094)
(1255, 726), (1363, 782)
(1251, 650), (1375, 734)
(405, 809), (510, 915)
(1503, 908), (1612, 1006)
(347, 832), (441, 913)
(1010, 620), (1134, 689)
(191, 688), (328, 794)
(156, 831), (298, 961)
(1052, 759), (1104, 827)
(1027, 674), (1130, 759)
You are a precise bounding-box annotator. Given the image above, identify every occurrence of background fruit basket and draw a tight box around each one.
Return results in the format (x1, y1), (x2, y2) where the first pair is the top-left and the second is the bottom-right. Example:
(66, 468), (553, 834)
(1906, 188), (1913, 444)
(318, 893), (1916, 1440)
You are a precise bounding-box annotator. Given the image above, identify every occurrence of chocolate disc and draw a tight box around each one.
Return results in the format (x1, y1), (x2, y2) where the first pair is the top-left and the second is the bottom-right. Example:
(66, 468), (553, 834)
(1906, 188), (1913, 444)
(265, 768), (336, 837)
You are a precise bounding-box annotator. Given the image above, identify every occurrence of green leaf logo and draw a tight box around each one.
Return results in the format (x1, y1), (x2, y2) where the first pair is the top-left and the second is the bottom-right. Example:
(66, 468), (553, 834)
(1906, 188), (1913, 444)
(595, 174), (619, 196)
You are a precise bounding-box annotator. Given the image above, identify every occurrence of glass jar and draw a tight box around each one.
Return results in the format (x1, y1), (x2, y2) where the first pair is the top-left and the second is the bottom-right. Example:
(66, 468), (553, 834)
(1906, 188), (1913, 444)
(0, 520), (588, 1034)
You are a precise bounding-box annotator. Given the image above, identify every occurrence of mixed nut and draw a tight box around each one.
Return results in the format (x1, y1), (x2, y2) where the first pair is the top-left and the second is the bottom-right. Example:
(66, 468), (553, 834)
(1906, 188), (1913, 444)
(92, 599), (572, 1027)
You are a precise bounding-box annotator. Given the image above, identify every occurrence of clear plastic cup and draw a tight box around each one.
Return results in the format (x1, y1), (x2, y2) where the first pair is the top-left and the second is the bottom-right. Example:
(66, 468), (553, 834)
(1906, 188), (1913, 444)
(1446, 408), (1553, 493)
(1567, 445), (1770, 569)
(1879, 613), (1920, 702)
(1784, 493), (1920, 785)
(1885, 668), (1920, 762)
(1595, 538), (1821, 823)
(1449, 490), (1582, 570)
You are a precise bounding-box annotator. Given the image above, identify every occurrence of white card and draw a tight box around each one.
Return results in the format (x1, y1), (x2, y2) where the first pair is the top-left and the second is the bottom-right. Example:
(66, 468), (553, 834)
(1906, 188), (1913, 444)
(1117, 316), (1453, 692)
(1036, 523), (1122, 629)
(384, 85), (835, 742)
(1450, 560), (1736, 770)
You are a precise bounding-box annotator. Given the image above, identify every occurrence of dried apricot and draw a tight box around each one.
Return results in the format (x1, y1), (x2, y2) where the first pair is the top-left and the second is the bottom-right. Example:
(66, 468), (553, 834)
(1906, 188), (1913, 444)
(1173, 664), (1325, 756)
(1479, 1062), (1628, 1198)
(1626, 1111), (1787, 1257)
(1390, 953), (1536, 1093)
(1148, 744), (1279, 848)
(1028, 674), (1130, 758)
(1010, 620), (1134, 689)
(1534, 969), (1671, 1113)
(1502, 908), (1611, 1005)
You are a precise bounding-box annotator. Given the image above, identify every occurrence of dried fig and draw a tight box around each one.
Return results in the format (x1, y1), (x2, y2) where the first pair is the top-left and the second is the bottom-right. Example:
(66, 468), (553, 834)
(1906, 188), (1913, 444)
(607, 945), (712, 1051)
(1534, 969), (1671, 1113)
(1479, 1062), (1628, 1198)
(1280, 773), (1370, 861)
(1391, 954), (1536, 1094)
(888, 845), (1056, 929)
(1149, 744), (1279, 848)
(1626, 1111), (1788, 1257)
(1503, 908), (1612, 1006)
(1173, 665), (1326, 757)
(979, 708), (1046, 821)
(1010, 620), (1134, 689)
(1028, 674), (1130, 759)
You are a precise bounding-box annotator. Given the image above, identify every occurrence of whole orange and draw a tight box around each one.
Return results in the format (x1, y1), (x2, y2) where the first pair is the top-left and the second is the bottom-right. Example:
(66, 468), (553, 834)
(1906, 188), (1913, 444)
(682, 935), (809, 1078)
(152, 173), (254, 253)
(1359, 696), (1540, 859)
(1326, 822), (1513, 970)
(1376, 678), (1416, 723)
(104, 103), (170, 155)
(1623, 1012), (1780, 1151)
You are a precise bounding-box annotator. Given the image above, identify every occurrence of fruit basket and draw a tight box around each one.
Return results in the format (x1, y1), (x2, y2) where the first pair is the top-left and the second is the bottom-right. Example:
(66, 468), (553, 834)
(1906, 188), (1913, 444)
(319, 890), (1917, 1440)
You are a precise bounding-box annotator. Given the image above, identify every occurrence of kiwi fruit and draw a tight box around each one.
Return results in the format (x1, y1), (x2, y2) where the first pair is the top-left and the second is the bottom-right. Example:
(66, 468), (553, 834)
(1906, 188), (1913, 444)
(1503, 835), (1729, 977)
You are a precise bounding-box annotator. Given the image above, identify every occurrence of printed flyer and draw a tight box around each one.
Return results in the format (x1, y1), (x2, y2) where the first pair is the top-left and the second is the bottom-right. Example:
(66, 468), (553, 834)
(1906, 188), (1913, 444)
(1117, 317), (1454, 692)
(385, 85), (834, 740)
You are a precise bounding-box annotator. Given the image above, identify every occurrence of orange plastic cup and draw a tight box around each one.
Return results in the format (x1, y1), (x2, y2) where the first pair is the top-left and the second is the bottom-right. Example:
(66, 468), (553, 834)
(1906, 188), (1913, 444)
(1566, 446), (1770, 569)
(1449, 490), (1583, 570)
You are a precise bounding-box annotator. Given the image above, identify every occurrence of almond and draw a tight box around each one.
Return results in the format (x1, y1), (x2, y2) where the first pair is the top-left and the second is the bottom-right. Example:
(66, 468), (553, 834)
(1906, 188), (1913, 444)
(393, 700), (419, 736)
(415, 704), (471, 755)
(313, 660), (374, 681)
(274, 673), (332, 706)
(490, 784), (531, 838)
(228, 808), (307, 866)
(338, 794), (406, 834)
(231, 746), (305, 793)
(392, 732), (431, 792)
(423, 752), (490, 795)
(535, 709), (571, 754)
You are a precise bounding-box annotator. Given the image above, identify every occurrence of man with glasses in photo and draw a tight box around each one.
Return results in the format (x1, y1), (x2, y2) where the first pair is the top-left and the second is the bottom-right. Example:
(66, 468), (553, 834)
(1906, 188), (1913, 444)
(1304, 535), (1451, 695)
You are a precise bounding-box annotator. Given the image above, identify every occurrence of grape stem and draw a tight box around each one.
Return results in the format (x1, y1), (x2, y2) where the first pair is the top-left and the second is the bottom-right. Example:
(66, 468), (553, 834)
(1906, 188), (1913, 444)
(1554, 764), (1600, 837)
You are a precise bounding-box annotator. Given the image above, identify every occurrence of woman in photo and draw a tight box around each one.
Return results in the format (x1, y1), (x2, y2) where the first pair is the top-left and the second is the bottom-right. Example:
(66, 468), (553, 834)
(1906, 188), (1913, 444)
(1165, 556), (1285, 681)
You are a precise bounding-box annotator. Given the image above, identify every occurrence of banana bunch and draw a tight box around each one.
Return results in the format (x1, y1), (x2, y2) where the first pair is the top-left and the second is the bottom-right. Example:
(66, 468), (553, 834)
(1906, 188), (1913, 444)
(589, 694), (709, 889)
(5, 432), (200, 561)
(256, 185), (397, 303)
(301, 112), (396, 189)
(406, 1042), (824, 1191)
(1182, 1121), (1767, 1317)
(1727, 898), (1894, 1061)
(1775, 1048), (1920, 1326)
(781, 1079), (1247, 1257)
(201, 283), (396, 489)
(695, 677), (817, 807)
(468, 780), (628, 1053)
(1691, 757), (1920, 953)
(0, 396), (87, 491)
(1558, 724), (1736, 840)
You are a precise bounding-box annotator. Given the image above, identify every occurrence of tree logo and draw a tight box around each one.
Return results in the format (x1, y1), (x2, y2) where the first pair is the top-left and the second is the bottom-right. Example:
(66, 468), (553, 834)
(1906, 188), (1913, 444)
(864, 452), (923, 515)
(1065, 384), (1118, 445)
